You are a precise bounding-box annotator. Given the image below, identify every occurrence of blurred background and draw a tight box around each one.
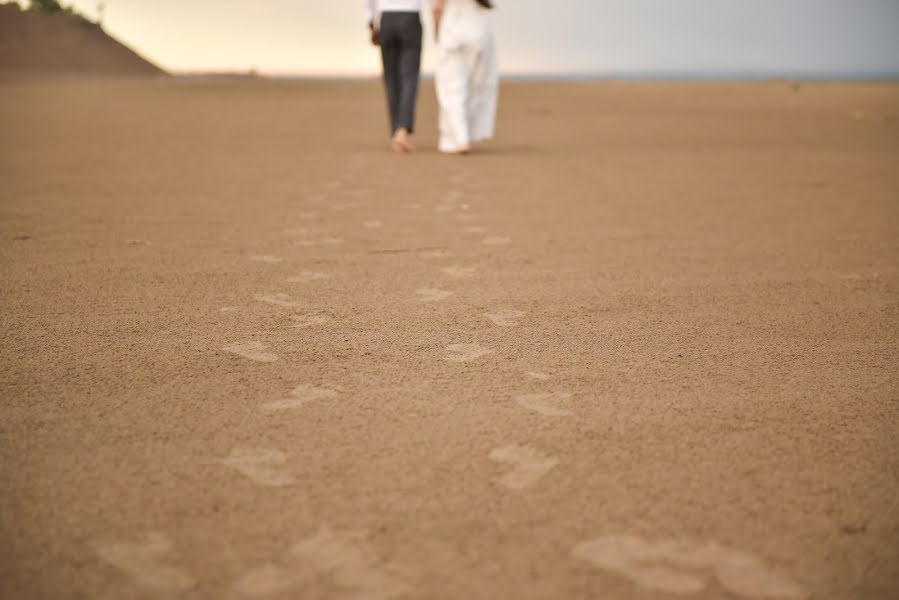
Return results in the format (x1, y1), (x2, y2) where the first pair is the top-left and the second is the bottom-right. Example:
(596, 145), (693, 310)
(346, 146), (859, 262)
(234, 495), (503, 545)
(6, 0), (899, 79)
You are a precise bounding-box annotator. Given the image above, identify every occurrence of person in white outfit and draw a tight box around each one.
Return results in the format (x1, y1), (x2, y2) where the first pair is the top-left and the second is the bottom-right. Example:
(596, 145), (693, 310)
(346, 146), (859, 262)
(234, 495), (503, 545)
(433, 0), (498, 154)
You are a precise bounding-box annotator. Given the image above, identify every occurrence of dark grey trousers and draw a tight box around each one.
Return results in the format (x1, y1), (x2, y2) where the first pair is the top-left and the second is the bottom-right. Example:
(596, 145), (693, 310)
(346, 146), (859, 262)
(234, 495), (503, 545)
(379, 12), (422, 135)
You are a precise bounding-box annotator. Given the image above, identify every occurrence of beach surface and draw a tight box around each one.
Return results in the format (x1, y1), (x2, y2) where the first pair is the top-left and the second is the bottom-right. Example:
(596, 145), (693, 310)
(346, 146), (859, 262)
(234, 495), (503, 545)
(1, 78), (898, 599)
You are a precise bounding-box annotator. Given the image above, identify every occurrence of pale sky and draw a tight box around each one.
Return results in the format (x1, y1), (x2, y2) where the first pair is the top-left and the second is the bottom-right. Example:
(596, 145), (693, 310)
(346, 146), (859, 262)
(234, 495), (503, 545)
(46, 0), (899, 77)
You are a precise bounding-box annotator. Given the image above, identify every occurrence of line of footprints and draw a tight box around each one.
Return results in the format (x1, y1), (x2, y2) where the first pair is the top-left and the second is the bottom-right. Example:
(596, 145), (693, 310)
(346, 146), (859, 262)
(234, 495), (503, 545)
(97, 162), (807, 598)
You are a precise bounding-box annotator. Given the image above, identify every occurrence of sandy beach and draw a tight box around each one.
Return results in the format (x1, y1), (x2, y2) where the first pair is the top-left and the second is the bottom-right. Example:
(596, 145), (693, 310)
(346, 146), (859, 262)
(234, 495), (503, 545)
(1, 78), (898, 599)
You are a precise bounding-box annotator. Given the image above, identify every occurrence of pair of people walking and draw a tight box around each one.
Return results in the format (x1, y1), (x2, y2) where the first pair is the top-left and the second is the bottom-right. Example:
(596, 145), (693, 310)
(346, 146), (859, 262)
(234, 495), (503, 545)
(366, 0), (498, 154)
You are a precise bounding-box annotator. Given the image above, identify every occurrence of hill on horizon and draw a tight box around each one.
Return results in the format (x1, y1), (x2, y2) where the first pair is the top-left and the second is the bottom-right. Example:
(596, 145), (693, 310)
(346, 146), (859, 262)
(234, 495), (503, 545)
(0, 3), (165, 77)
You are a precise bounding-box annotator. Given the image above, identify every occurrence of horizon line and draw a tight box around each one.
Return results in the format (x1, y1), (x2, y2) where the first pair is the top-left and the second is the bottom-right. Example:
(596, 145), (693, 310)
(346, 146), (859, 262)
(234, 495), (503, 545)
(171, 68), (899, 82)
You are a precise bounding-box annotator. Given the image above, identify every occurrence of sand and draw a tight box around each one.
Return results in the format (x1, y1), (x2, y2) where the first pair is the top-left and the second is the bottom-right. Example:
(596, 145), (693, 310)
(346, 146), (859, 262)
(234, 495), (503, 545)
(1, 77), (897, 600)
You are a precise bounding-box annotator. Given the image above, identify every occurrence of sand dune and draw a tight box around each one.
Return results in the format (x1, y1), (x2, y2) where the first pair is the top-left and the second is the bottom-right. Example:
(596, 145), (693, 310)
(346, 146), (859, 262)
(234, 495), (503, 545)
(0, 3), (164, 76)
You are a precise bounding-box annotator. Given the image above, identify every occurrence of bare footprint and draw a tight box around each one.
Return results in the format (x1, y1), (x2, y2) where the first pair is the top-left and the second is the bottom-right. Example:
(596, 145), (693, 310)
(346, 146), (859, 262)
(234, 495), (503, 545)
(297, 236), (344, 247)
(444, 343), (494, 362)
(364, 220), (384, 229)
(420, 250), (454, 260)
(457, 213), (481, 222)
(94, 533), (195, 592)
(481, 236), (511, 246)
(416, 288), (454, 302)
(298, 211), (320, 220)
(219, 448), (296, 487)
(442, 190), (464, 203)
(515, 392), (573, 417)
(331, 202), (362, 211)
(255, 293), (302, 308)
(526, 371), (551, 381)
(224, 342), (279, 363)
(442, 266), (476, 279)
(464, 226), (489, 234)
(249, 255), (285, 264)
(287, 271), (329, 283)
(571, 535), (806, 599)
(285, 227), (312, 236)
(289, 314), (333, 328)
(234, 528), (410, 599)
(262, 384), (338, 411)
(489, 445), (558, 490)
(839, 272), (880, 282)
(484, 309), (526, 327)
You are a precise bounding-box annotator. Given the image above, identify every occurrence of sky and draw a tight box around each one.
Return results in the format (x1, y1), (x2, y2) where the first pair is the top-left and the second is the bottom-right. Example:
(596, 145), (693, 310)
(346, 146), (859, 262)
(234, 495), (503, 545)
(32, 0), (899, 77)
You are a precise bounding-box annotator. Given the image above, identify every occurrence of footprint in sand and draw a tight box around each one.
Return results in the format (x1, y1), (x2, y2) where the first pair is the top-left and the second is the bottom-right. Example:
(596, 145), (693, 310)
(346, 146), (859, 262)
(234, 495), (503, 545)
(526, 371), (551, 381)
(325, 181), (343, 191)
(515, 392), (573, 417)
(297, 236), (344, 247)
(224, 342), (279, 363)
(442, 190), (464, 203)
(289, 314), (332, 328)
(298, 211), (320, 220)
(219, 448), (295, 487)
(571, 535), (807, 599)
(287, 271), (329, 283)
(249, 255), (284, 264)
(457, 213), (481, 222)
(285, 227), (312, 236)
(234, 528), (410, 599)
(484, 309), (526, 327)
(481, 236), (511, 246)
(255, 293), (303, 308)
(444, 343), (494, 362)
(331, 202), (361, 211)
(449, 172), (468, 185)
(464, 226), (489, 234)
(262, 384), (338, 411)
(409, 203), (423, 209)
(416, 288), (454, 302)
(442, 266), (476, 279)
(435, 204), (456, 214)
(420, 250), (454, 260)
(94, 533), (195, 592)
(220, 307), (239, 313)
(364, 220), (384, 229)
(489, 445), (558, 490)
(839, 273), (880, 282)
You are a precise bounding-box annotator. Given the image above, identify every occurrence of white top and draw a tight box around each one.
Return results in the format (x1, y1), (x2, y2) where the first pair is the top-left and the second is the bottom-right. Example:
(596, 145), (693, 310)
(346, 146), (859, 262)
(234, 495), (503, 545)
(366, 0), (428, 23)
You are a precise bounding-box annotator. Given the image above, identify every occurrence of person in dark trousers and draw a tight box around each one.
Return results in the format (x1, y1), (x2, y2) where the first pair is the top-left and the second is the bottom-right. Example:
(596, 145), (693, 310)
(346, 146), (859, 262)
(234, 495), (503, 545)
(367, 1), (425, 153)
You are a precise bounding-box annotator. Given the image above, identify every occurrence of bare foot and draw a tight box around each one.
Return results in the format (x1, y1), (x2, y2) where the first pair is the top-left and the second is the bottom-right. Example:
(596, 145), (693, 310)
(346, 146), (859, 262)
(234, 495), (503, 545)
(392, 128), (415, 154)
(456, 144), (471, 155)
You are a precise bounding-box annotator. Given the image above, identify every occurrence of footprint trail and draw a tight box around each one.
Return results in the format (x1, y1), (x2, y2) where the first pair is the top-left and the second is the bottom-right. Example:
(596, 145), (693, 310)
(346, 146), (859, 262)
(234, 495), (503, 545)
(489, 445), (558, 490)
(218, 448), (296, 487)
(93, 533), (195, 592)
